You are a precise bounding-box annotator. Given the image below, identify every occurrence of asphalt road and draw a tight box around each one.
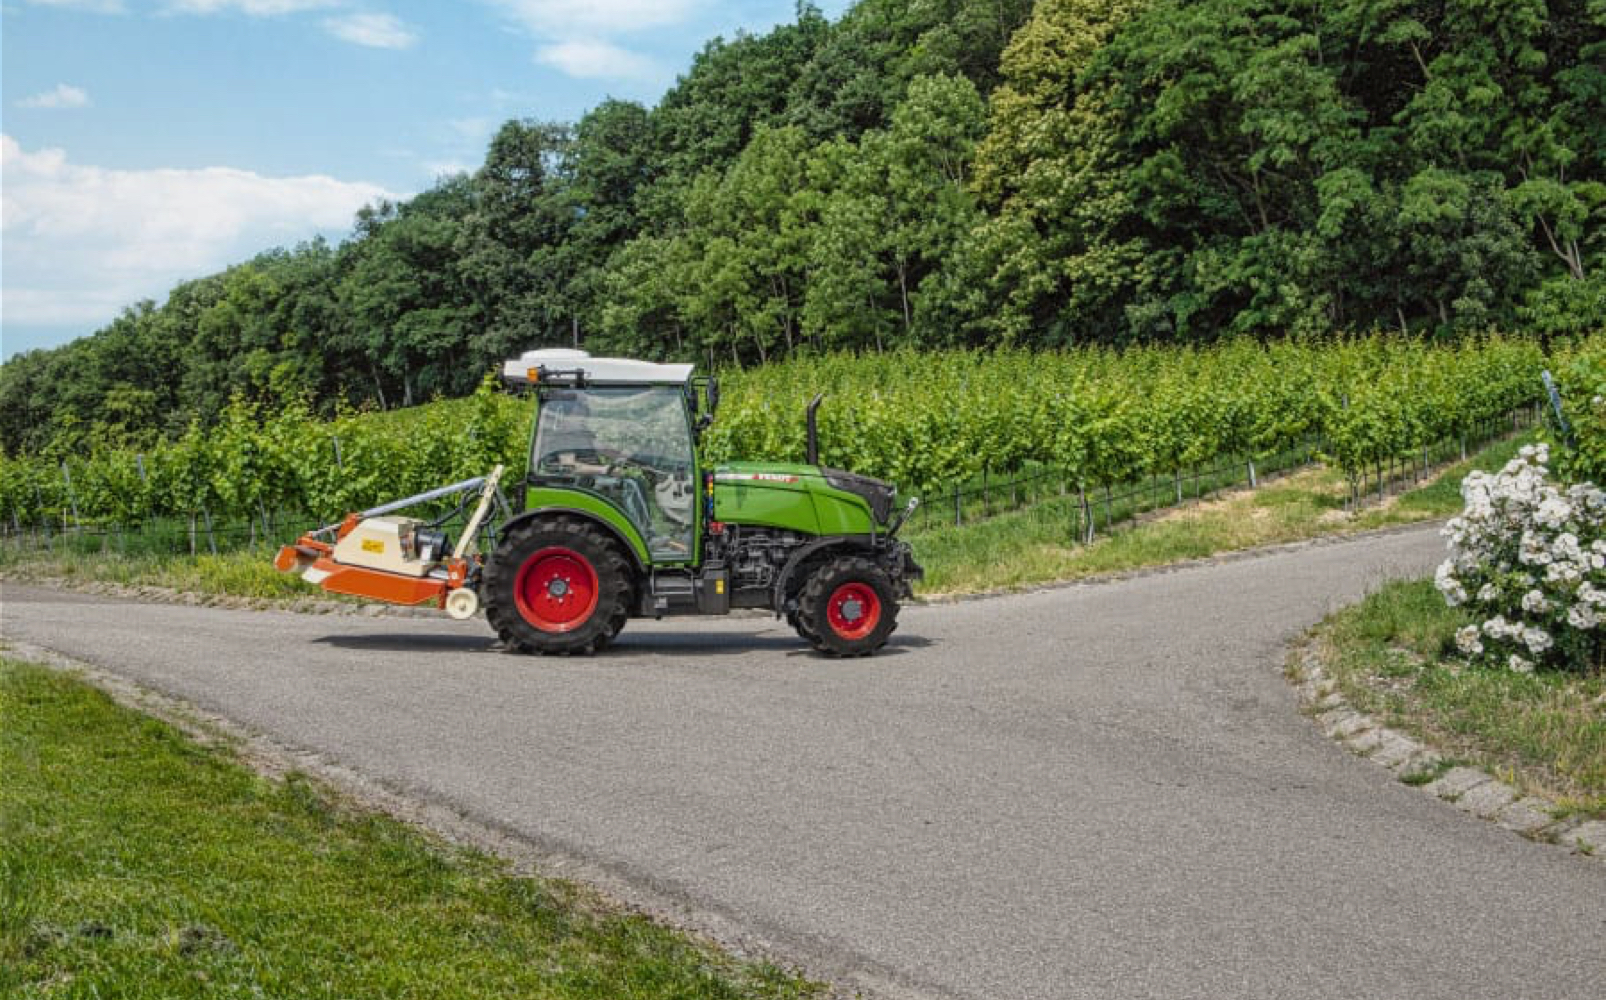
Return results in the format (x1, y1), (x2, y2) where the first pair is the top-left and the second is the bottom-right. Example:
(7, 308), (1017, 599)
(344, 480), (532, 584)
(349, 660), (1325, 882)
(5, 526), (1605, 1000)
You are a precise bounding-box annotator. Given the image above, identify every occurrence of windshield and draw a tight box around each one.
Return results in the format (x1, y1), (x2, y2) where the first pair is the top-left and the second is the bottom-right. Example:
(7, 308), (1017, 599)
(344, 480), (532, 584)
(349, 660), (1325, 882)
(533, 386), (696, 560)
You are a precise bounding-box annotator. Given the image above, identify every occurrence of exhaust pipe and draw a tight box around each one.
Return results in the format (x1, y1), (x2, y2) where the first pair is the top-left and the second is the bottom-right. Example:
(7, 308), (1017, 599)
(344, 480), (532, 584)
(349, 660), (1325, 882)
(806, 393), (824, 466)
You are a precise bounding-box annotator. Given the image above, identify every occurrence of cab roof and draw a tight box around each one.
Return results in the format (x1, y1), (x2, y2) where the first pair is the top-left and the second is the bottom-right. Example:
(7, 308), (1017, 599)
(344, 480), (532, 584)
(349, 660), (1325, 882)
(502, 349), (695, 387)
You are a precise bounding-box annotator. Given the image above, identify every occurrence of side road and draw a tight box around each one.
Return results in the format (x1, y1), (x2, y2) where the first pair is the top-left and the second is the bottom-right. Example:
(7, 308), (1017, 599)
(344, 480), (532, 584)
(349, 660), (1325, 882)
(5, 525), (1604, 1000)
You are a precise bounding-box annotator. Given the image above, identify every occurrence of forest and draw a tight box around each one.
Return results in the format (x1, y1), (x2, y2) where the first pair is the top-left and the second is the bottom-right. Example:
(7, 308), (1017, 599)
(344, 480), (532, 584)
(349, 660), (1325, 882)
(2, 0), (1602, 458)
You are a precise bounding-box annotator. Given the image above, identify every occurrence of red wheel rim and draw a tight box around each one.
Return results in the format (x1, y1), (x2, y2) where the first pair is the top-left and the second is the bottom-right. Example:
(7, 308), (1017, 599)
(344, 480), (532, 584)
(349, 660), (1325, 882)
(826, 581), (881, 640)
(513, 547), (599, 633)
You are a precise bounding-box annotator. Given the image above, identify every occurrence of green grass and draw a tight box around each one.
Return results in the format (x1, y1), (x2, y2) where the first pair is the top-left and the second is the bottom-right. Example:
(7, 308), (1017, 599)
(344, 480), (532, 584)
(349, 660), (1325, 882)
(0, 660), (823, 999)
(2, 433), (1535, 604)
(1313, 581), (1606, 818)
(906, 432), (1536, 595)
(0, 546), (342, 604)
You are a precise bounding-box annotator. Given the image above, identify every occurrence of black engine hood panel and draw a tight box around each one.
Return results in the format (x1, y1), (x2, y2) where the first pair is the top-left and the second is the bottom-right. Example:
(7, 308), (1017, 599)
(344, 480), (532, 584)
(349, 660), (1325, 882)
(821, 467), (896, 524)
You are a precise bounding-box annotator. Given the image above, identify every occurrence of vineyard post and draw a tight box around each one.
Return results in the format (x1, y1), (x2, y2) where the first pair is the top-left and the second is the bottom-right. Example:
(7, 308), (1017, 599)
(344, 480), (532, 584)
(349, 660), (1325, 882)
(953, 485), (961, 526)
(332, 434), (344, 469)
(60, 462), (80, 531)
(136, 453), (151, 534)
(1247, 456), (1257, 489)
(202, 505), (217, 555)
(1175, 470), (1183, 504)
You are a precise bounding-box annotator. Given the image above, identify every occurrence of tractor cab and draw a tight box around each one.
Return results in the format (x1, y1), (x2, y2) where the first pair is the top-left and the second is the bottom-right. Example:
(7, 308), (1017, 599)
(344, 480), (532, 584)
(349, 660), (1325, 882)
(530, 384), (698, 560)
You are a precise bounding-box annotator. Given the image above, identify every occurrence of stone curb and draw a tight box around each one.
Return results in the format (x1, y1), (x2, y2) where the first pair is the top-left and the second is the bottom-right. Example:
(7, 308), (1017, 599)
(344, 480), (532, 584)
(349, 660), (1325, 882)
(1290, 644), (1604, 862)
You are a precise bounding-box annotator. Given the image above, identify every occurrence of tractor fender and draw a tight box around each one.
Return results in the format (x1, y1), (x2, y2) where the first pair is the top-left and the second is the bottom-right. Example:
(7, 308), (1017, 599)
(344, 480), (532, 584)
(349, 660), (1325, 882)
(771, 534), (877, 612)
(497, 507), (649, 575)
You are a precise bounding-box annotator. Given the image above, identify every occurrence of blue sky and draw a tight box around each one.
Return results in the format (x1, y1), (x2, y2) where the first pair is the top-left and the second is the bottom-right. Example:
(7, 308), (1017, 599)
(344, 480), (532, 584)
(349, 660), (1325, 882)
(2, 0), (853, 358)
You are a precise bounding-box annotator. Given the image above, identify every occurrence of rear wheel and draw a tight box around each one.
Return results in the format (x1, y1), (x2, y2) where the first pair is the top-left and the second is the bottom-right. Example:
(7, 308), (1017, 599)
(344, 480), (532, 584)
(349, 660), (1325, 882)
(797, 556), (898, 656)
(484, 517), (633, 655)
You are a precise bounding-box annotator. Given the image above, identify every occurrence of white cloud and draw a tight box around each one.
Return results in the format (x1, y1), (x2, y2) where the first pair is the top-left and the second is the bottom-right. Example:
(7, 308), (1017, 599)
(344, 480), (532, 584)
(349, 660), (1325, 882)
(535, 39), (660, 81)
(0, 134), (398, 329)
(16, 84), (91, 109)
(20, 0), (126, 12)
(422, 160), (475, 180)
(163, 0), (335, 14)
(482, 0), (701, 36)
(481, 1), (695, 82)
(323, 11), (416, 49)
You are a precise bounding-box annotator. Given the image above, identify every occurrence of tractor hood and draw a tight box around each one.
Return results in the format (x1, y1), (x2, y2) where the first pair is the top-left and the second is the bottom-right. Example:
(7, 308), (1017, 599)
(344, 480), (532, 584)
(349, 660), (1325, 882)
(712, 462), (898, 533)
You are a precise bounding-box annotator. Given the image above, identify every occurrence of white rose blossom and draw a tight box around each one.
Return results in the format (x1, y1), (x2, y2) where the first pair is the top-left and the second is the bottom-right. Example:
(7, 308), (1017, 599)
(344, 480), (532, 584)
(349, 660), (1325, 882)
(1435, 444), (1603, 673)
(1568, 603), (1600, 630)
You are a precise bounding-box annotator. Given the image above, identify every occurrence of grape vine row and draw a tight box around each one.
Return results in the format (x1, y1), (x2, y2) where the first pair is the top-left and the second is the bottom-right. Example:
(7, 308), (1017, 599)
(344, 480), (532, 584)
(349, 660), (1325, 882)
(0, 336), (1561, 534)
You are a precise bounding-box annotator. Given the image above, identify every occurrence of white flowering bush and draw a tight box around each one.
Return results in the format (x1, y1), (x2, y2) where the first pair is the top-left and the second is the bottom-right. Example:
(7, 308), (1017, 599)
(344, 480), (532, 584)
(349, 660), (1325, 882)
(1435, 443), (1606, 674)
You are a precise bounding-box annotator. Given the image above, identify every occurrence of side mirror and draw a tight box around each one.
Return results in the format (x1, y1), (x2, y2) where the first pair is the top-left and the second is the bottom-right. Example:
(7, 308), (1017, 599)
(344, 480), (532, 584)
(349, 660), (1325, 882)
(706, 377), (720, 416)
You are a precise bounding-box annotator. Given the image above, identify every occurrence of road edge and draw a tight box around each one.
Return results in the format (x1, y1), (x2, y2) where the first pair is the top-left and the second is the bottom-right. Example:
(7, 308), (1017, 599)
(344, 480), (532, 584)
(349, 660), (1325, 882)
(1287, 637), (1606, 862)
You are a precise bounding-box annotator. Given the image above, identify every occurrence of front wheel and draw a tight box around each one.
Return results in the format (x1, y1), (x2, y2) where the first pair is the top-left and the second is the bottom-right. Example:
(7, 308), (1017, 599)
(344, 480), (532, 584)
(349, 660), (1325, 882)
(483, 517), (633, 655)
(796, 556), (899, 657)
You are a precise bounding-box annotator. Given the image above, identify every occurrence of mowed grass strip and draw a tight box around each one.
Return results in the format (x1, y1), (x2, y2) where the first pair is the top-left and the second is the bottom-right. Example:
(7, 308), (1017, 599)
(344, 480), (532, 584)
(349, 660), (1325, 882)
(908, 433), (1536, 596)
(0, 548), (338, 604)
(0, 660), (822, 999)
(1313, 582), (1606, 818)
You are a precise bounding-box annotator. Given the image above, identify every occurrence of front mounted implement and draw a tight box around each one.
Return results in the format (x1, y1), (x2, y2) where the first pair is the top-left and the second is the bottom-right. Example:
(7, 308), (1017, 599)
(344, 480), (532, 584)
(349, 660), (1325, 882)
(275, 466), (508, 620)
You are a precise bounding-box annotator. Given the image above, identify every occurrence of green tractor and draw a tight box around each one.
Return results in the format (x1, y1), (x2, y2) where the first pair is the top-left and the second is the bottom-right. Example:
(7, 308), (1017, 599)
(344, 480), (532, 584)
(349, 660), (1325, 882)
(278, 349), (921, 656)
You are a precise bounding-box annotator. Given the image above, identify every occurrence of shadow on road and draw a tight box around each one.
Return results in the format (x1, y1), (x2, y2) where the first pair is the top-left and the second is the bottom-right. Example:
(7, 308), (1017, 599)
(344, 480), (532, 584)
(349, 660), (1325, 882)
(312, 633), (498, 653)
(609, 630), (935, 658)
(310, 628), (934, 658)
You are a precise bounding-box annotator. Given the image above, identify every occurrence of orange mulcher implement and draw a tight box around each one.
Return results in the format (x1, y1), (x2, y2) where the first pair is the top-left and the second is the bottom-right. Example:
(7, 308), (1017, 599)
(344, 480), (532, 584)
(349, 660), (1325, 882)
(275, 514), (468, 608)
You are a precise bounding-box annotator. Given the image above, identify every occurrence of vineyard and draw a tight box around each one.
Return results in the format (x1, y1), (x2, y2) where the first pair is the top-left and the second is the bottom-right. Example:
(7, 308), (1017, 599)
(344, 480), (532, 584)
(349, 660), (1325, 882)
(0, 335), (1575, 547)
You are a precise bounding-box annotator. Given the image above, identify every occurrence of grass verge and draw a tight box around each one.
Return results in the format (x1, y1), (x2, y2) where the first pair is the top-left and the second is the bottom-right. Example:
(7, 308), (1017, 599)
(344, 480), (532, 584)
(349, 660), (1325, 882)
(907, 432), (1534, 595)
(1, 433), (1534, 604)
(1310, 581), (1606, 818)
(0, 659), (822, 999)
(0, 548), (359, 606)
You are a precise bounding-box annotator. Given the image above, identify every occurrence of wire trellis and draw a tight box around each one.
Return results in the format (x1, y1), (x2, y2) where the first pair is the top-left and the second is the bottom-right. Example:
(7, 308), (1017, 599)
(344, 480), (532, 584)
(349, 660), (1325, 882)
(2, 407), (1542, 558)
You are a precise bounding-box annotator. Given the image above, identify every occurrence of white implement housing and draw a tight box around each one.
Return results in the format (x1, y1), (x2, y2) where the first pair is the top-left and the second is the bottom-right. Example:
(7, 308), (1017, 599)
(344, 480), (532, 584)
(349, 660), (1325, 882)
(330, 516), (440, 577)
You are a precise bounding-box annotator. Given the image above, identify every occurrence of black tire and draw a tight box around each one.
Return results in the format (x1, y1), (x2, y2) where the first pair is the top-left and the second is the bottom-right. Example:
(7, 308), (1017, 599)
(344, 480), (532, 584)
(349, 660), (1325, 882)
(483, 516), (634, 655)
(796, 556), (899, 657)
(787, 609), (822, 647)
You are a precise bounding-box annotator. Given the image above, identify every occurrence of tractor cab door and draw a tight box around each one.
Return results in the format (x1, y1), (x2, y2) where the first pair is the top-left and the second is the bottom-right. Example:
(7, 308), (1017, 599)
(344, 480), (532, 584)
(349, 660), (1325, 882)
(532, 386), (698, 560)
